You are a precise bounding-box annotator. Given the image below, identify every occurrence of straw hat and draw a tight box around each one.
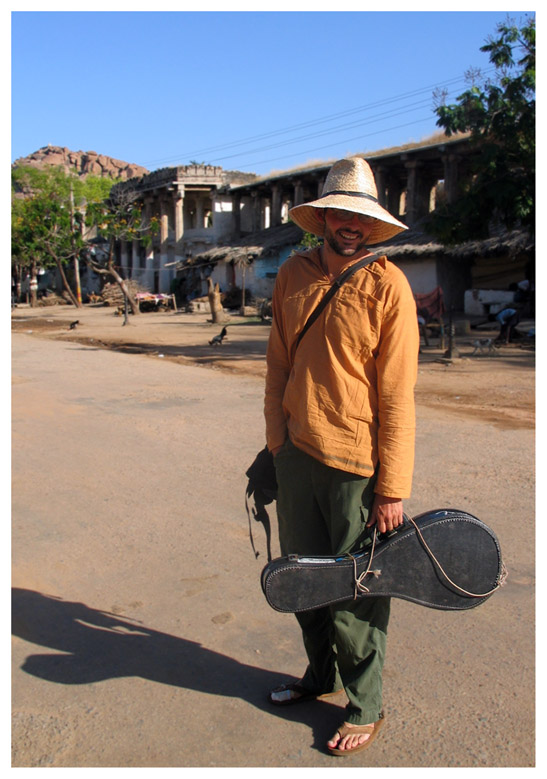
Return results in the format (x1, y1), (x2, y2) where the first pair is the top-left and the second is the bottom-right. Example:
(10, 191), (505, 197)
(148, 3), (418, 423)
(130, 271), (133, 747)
(289, 156), (408, 245)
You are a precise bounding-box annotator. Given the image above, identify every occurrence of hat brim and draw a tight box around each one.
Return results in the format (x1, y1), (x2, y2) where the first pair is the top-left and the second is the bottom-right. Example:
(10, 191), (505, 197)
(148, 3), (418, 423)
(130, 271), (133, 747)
(289, 195), (408, 245)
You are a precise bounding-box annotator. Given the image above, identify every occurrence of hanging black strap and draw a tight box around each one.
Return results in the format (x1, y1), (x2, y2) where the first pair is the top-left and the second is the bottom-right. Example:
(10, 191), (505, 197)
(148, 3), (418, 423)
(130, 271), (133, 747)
(295, 253), (379, 349)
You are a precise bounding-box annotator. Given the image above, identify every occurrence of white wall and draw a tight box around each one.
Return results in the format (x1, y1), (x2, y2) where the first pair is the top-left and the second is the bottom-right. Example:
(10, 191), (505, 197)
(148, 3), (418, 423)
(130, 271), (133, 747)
(391, 258), (438, 294)
(212, 195), (234, 241)
(463, 289), (515, 316)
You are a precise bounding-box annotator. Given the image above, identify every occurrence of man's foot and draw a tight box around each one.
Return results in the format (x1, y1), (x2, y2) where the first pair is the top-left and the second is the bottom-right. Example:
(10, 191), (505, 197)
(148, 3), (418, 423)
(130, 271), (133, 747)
(327, 713), (385, 756)
(269, 680), (342, 706)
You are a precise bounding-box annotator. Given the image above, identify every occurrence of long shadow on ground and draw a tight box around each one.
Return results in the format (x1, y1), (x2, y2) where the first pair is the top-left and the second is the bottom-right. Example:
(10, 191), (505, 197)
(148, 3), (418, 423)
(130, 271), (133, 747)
(12, 588), (345, 753)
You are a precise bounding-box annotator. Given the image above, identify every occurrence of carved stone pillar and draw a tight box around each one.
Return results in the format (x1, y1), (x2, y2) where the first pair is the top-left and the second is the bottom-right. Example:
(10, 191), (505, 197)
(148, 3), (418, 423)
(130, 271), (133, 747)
(174, 188), (184, 243)
(404, 161), (431, 225)
(143, 198), (155, 291)
(196, 196), (205, 229)
(294, 180), (304, 206)
(159, 198), (171, 293)
(174, 187), (185, 268)
(386, 173), (404, 220)
(131, 240), (140, 282)
(251, 191), (260, 233)
(442, 153), (460, 204)
(271, 184), (282, 227)
(232, 192), (241, 238)
(374, 166), (387, 208)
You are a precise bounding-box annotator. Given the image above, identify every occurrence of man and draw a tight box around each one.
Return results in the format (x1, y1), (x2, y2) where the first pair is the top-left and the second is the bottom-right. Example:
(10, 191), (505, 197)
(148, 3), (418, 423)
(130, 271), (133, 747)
(264, 156), (419, 756)
(495, 307), (520, 344)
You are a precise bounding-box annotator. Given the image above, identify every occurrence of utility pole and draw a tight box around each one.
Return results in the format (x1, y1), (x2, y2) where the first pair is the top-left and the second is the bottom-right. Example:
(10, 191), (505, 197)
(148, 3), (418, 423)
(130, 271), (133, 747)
(70, 185), (82, 305)
(444, 308), (460, 359)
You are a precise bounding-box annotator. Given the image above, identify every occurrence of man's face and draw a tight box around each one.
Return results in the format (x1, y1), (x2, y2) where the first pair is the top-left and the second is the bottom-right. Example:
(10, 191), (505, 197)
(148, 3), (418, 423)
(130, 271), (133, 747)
(322, 208), (375, 257)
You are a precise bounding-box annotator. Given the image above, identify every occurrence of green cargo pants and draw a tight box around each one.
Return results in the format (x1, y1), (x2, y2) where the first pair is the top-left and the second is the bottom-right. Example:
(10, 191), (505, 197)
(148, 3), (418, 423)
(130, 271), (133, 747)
(274, 438), (390, 725)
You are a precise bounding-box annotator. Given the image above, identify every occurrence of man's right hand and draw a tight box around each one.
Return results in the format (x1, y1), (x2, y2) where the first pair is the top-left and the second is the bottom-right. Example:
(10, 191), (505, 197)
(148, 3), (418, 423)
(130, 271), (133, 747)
(367, 494), (404, 534)
(270, 445), (283, 457)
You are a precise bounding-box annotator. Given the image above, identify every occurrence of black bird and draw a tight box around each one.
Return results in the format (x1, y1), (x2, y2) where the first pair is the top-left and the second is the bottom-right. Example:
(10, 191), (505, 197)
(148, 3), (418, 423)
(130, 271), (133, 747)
(208, 326), (227, 346)
(69, 320), (80, 330)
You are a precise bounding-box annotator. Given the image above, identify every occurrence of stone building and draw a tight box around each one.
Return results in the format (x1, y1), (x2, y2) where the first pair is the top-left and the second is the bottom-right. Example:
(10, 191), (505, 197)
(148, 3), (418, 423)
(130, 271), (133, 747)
(106, 134), (533, 310)
(110, 165), (256, 294)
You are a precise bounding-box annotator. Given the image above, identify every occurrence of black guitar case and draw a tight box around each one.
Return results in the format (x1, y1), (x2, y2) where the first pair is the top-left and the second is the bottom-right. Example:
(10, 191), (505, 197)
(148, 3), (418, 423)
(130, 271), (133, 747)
(261, 509), (505, 613)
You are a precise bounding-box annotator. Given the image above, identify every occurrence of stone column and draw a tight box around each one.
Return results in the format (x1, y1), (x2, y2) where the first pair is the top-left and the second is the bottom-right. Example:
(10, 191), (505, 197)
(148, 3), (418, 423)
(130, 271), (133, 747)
(174, 188), (184, 243)
(131, 240), (140, 283)
(294, 180), (304, 206)
(159, 198), (171, 293)
(251, 191), (261, 232)
(442, 153), (460, 204)
(196, 196), (205, 230)
(142, 198), (155, 291)
(271, 184), (282, 227)
(386, 173), (404, 220)
(232, 192), (241, 238)
(174, 187), (185, 267)
(404, 161), (429, 225)
(374, 166), (387, 207)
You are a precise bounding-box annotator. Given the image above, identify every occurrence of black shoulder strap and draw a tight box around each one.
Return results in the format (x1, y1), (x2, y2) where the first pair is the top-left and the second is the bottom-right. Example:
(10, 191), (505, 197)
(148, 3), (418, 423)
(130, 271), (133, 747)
(295, 253), (379, 349)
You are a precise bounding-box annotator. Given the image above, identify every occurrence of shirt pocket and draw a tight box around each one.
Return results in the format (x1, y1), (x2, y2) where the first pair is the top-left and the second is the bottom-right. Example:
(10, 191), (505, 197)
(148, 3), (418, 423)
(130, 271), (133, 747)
(326, 285), (384, 360)
(283, 285), (328, 357)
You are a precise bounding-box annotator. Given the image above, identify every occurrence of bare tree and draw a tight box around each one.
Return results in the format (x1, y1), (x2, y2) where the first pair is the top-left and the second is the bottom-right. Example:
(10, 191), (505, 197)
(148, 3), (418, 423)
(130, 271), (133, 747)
(85, 186), (159, 316)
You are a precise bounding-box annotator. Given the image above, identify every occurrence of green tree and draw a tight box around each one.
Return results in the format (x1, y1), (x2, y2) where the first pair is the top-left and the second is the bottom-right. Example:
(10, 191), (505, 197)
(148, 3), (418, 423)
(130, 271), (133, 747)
(11, 166), (87, 306)
(295, 231), (323, 251)
(85, 185), (159, 316)
(429, 15), (535, 243)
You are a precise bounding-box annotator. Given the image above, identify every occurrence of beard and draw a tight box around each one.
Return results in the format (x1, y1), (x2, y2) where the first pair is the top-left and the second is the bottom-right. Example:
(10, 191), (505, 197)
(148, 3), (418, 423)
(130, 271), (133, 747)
(323, 224), (370, 257)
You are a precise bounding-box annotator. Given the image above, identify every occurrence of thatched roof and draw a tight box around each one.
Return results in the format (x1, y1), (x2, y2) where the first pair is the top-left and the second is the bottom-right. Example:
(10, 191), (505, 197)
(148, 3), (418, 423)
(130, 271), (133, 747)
(179, 219), (533, 271)
(375, 223), (534, 260)
(178, 222), (303, 268)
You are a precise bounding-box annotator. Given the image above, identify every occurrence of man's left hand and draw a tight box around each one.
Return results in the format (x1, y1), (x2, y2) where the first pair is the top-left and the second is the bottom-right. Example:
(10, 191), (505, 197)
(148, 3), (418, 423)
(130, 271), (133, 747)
(367, 495), (404, 534)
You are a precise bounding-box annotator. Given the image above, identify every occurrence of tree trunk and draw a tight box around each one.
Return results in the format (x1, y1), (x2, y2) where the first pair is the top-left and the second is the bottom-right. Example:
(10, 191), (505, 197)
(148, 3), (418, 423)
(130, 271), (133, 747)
(29, 259), (38, 308)
(13, 264), (22, 303)
(84, 250), (141, 315)
(207, 277), (229, 324)
(108, 243), (140, 315)
(55, 258), (81, 307)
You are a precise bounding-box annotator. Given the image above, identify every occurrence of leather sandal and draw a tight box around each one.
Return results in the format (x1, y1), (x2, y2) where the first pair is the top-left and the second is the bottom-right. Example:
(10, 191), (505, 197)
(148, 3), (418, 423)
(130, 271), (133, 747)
(269, 682), (342, 706)
(327, 712), (386, 756)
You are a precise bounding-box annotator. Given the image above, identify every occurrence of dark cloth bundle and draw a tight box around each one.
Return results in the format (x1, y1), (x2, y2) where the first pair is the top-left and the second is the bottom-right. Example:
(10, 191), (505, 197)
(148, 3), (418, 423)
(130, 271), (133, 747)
(245, 447), (277, 560)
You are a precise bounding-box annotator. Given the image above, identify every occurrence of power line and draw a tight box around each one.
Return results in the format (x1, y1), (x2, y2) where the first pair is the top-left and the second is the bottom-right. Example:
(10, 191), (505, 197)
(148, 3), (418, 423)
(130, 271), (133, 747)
(206, 96), (447, 166)
(225, 115), (438, 172)
(142, 76), (460, 165)
(141, 68), (495, 169)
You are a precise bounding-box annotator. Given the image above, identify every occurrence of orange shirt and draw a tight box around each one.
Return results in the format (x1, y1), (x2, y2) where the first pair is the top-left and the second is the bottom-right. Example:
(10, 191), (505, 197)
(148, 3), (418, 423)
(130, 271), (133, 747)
(264, 247), (419, 498)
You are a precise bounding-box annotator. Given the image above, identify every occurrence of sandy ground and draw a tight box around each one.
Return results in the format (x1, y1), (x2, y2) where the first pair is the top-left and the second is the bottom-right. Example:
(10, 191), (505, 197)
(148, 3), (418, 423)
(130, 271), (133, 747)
(11, 304), (535, 768)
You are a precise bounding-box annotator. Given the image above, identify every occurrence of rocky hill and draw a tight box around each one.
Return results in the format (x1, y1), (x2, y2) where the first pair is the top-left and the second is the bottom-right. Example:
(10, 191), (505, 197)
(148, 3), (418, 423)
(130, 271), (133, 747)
(12, 145), (149, 181)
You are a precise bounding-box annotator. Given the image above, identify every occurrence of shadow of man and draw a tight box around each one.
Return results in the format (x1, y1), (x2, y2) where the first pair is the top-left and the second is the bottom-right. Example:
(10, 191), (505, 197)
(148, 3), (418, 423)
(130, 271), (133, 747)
(12, 588), (346, 753)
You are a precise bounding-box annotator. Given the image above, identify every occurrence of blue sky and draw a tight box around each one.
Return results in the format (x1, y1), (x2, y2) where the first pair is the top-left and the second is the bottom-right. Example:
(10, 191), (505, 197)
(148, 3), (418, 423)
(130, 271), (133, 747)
(11, 8), (535, 178)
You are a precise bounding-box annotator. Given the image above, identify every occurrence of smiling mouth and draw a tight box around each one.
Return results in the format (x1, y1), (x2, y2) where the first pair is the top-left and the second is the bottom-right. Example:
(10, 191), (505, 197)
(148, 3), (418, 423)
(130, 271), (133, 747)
(338, 229), (361, 240)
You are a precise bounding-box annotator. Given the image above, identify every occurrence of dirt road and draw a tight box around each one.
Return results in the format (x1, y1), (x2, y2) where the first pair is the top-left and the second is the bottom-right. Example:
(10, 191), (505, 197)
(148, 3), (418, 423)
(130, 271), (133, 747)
(11, 306), (535, 767)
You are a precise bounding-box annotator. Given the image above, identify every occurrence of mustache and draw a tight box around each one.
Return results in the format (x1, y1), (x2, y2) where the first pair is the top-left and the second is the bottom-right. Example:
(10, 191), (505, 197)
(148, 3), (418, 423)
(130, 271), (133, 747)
(336, 227), (363, 237)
